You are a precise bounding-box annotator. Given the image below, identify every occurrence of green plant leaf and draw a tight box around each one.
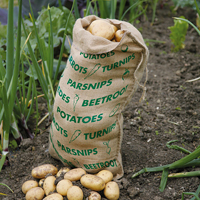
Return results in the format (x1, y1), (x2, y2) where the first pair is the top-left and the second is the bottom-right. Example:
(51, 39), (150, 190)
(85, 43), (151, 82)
(182, 192), (200, 200)
(118, 0), (127, 19)
(8, 139), (18, 149)
(97, 0), (111, 18)
(0, 23), (7, 39)
(6, 0), (14, 89)
(172, 0), (200, 11)
(168, 16), (189, 52)
(0, 56), (6, 81)
(21, 6), (75, 53)
(174, 17), (200, 36)
(166, 140), (191, 154)
(189, 184), (200, 200)
(159, 168), (169, 192)
(0, 183), (13, 193)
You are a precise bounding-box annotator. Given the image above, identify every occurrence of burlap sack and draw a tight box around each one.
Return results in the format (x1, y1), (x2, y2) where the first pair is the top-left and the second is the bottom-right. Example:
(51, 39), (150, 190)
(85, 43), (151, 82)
(49, 15), (149, 179)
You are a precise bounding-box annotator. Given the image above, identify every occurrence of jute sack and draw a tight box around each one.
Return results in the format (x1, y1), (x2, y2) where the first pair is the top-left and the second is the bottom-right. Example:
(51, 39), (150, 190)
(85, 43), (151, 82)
(49, 15), (149, 180)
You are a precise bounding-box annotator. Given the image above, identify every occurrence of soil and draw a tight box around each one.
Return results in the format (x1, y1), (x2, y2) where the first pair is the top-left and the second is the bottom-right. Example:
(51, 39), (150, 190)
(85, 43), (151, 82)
(0, 2), (200, 200)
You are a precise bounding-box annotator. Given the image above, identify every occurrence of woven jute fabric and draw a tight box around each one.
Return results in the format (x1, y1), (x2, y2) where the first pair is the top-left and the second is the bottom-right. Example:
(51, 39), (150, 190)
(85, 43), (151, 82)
(49, 15), (149, 179)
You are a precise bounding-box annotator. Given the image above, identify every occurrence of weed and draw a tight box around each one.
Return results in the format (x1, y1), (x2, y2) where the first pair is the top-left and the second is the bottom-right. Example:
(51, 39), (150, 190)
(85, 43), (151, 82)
(155, 130), (159, 135)
(175, 106), (182, 111)
(168, 16), (188, 52)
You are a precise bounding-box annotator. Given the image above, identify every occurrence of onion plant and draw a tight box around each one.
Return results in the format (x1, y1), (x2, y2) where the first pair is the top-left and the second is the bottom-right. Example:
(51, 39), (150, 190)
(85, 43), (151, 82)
(182, 185), (200, 200)
(0, 0), (74, 171)
(0, 182), (13, 196)
(121, 0), (148, 23)
(85, 0), (141, 21)
(0, 0), (38, 171)
(21, 0), (75, 123)
(0, 0), (23, 170)
(84, 0), (158, 24)
(132, 141), (200, 196)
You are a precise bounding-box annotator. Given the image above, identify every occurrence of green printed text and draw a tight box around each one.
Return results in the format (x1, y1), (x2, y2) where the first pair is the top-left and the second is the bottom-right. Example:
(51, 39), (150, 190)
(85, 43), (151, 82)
(102, 53), (135, 72)
(67, 78), (112, 90)
(52, 117), (68, 137)
(57, 140), (98, 156)
(57, 106), (103, 123)
(80, 51), (115, 59)
(49, 129), (74, 167)
(83, 159), (117, 170)
(84, 121), (116, 140)
(82, 85), (128, 106)
(57, 86), (70, 103)
(68, 55), (87, 74)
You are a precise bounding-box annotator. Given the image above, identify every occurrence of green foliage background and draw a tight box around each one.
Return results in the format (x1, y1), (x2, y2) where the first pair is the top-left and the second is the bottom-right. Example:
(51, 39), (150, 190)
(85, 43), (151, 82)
(0, 0), (18, 8)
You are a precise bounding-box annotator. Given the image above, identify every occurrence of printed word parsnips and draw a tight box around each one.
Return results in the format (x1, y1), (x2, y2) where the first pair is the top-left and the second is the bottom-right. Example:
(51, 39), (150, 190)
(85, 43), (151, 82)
(49, 15), (149, 180)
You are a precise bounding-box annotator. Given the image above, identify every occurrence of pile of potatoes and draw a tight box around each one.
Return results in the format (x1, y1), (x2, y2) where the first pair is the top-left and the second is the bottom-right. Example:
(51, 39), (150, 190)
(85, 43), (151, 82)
(22, 164), (120, 200)
(86, 19), (124, 42)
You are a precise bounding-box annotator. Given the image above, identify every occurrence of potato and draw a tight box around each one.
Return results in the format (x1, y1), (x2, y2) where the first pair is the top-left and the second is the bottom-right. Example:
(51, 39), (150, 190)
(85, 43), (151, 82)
(56, 167), (70, 177)
(39, 179), (45, 187)
(88, 191), (101, 200)
(22, 180), (38, 194)
(80, 174), (105, 191)
(25, 187), (44, 200)
(114, 30), (125, 42)
(96, 170), (113, 184)
(43, 176), (56, 195)
(104, 181), (120, 200)
(56, 179), (73, 196)
(31, 164), (58, 179)
(67, 186), (83, 200)
(43, 193), (63, 200)
(111, 24), (118, 33)
(64, 168), (86, 181)
(87, 19), (117, 40)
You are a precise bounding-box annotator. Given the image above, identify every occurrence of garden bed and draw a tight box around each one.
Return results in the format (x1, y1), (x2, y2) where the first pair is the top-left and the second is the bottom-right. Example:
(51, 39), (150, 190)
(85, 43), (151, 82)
(0, 2), (200, 200)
